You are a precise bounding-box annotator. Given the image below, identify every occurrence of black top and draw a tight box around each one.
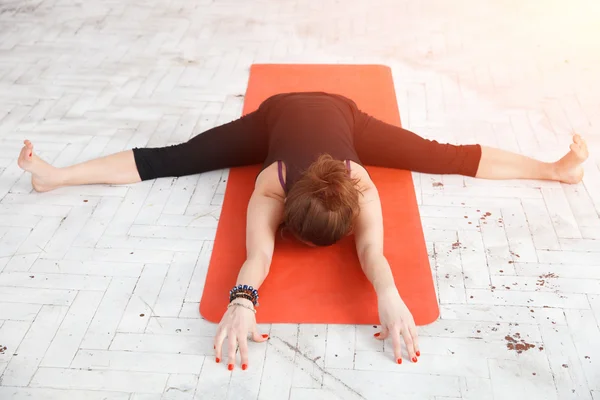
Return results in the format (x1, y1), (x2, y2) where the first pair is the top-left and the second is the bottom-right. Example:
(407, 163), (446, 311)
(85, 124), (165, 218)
(258, 92), (364, 192)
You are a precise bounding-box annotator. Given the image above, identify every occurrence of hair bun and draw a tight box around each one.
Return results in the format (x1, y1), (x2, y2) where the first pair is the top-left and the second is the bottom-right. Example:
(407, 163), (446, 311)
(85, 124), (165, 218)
(308, 155), (351, 211)
(283, 153), (361, 246)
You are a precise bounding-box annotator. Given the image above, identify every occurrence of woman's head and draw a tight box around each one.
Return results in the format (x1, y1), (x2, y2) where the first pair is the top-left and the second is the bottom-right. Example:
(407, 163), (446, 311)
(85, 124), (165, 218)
(283, 154), (361, 246)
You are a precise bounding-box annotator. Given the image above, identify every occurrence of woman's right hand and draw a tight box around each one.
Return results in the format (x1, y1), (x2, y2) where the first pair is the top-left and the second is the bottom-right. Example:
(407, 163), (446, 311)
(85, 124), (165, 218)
(213, 298), (269, 370)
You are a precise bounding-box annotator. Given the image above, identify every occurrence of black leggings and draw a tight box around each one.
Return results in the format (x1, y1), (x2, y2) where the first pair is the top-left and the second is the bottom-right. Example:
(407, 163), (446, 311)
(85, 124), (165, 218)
(132, 110), (482, 181)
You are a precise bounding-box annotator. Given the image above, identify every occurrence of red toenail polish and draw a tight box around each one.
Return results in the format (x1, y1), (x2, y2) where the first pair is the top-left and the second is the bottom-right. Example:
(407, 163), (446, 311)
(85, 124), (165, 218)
(228, 364), (234, 371)
(29, 153), (32, 157)
(412, 357), (418, 363)
(374, 332), (380, 337)
(397, 358), (402, 364)
(215, 357), (220, 363)
(213, 345), (216, 349)
(242, 364), (247, 370)
(416, 351), (421, 357)
(262, 334), (269, 338)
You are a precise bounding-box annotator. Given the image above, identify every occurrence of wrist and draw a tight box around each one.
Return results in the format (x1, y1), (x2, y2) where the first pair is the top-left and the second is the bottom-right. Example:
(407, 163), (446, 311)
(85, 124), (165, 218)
(230, 297), (254, 307)
(227, 298), (256, 314)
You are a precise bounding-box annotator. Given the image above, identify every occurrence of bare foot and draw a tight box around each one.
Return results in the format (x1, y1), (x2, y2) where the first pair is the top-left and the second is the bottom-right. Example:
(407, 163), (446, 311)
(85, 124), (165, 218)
(554, 134), (589, 184)
(17, 140), (62, 192)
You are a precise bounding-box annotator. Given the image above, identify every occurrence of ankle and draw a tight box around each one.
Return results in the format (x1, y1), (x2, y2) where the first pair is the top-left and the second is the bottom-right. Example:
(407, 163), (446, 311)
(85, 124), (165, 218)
(548, 162), (562, 181)
(53, 167), (68, 186)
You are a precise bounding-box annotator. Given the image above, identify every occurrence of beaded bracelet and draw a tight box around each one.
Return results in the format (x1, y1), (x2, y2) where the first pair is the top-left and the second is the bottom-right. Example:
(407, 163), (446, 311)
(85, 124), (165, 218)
(229, 284), (259, 306)
(229, 286), (259, 306)
(232, 293), (254, 303)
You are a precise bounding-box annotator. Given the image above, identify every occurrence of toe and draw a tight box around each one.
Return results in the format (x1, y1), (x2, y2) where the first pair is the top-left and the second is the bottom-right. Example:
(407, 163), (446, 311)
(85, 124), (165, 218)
(19, 146), (29, 159)
(573, 134), (581, 144)
(580, 138), (589, 153)
(569, 142), (589, 163)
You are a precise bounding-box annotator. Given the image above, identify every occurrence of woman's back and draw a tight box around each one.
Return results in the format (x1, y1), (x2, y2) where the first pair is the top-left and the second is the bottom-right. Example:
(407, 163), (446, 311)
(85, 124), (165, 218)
(260, 92), (362, 192)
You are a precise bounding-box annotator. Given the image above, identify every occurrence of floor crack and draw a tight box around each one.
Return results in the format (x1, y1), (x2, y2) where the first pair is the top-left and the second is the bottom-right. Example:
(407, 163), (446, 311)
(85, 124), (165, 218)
(275, 336), (367, 400)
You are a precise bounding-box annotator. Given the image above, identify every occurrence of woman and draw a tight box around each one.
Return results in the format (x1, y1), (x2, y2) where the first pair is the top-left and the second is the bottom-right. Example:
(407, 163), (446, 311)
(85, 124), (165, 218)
(17, 92), (588, 371)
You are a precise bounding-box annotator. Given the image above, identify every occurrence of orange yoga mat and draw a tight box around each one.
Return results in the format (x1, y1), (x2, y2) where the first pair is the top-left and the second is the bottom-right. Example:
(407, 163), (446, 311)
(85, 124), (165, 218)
(199, 64), (439, 325)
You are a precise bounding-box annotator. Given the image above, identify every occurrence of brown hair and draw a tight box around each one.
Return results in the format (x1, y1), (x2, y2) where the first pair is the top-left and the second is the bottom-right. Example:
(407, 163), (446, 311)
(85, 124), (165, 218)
(283, 154), (361, 246)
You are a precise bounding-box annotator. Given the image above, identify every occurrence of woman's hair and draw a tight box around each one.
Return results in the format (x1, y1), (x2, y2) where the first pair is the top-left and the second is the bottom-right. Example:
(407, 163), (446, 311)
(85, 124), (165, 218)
(283, 154), (361, 246)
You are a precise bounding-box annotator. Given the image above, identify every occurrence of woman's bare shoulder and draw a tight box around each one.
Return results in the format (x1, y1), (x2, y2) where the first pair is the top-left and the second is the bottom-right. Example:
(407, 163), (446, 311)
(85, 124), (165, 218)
(255, 161), (286, 201)
(349, 161), (377, 192)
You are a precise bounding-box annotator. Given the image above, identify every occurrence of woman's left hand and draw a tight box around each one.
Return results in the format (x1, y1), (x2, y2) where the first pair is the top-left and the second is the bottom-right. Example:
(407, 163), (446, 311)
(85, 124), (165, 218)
(374, 287), (420, 364)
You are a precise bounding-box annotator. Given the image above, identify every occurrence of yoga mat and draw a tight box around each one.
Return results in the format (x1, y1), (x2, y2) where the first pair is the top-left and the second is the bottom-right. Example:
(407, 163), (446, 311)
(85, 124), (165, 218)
(200, 64), (439, 325)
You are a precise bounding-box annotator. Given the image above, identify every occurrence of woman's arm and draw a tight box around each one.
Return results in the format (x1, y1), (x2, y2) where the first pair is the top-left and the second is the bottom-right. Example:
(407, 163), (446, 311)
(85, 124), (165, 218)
(235, 182), (284, 289)
(353, 175), (420, 364)
(214, 166), (284, 370)
(236, 164), (285, 288)
(354, 181), (394, 294)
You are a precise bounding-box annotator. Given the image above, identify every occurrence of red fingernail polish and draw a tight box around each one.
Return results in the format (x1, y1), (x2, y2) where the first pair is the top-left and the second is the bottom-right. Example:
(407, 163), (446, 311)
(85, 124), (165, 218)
(374, 332), (380, 337)
(416, 351), (421, 357)
(397, 358), (402, 364)
(412, 357), (418, 363)
(215, 357), (220, 363)
(228, 364), (234, 371)
(29, 152), (32, 157)
(262, 334), (269, 338)
(213, 345), (216, 349)
(242, 363), (247, 370)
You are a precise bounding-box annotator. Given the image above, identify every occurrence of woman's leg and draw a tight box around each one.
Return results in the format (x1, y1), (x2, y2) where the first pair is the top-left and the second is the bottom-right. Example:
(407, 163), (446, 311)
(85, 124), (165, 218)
(18, 142), (140, 192)
(18, 111), (269, 192)
(354, 113), (588, 183)
(476, 136), (588, 183)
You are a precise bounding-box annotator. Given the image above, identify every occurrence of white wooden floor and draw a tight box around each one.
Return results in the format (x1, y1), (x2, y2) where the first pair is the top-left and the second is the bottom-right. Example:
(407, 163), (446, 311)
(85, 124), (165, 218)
(0, 0), (599, 399)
